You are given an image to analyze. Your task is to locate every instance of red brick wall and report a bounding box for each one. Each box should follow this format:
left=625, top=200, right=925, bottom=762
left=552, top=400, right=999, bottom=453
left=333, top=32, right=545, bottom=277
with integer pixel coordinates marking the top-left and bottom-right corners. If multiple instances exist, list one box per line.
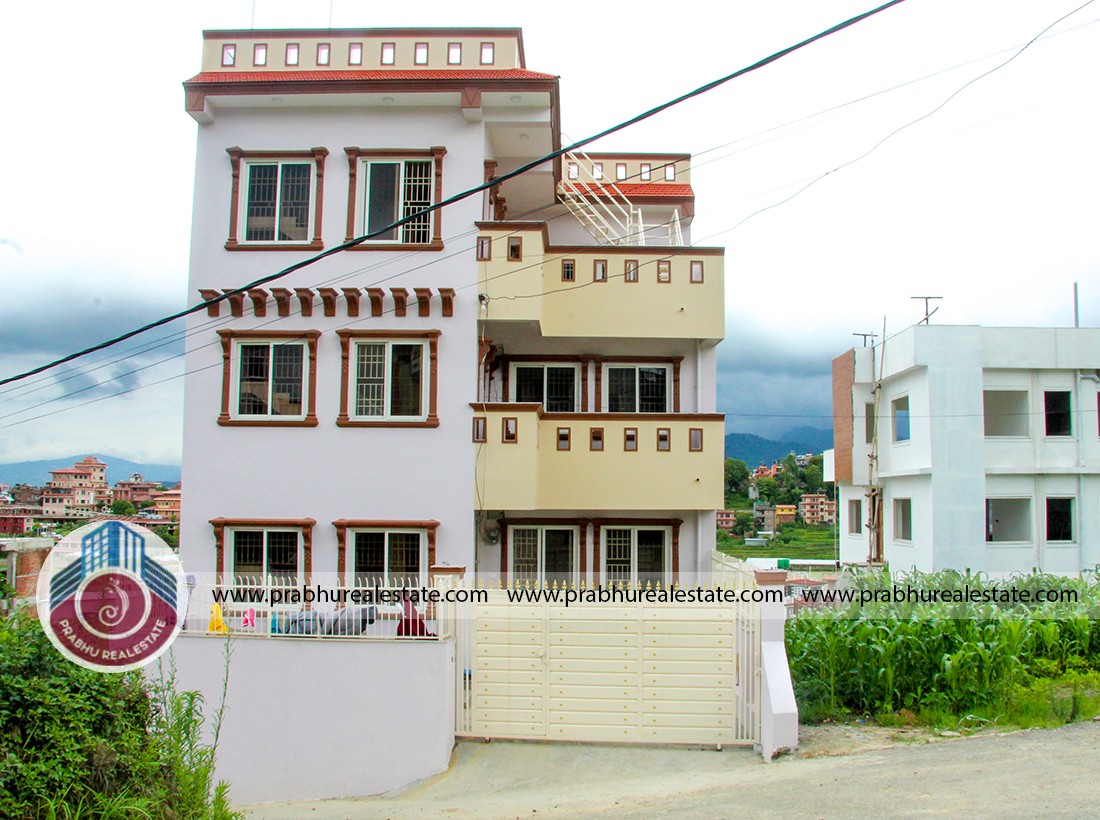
left=15, top=548, right=50, bottom=598
left=832, top=349, right=855, bottom=483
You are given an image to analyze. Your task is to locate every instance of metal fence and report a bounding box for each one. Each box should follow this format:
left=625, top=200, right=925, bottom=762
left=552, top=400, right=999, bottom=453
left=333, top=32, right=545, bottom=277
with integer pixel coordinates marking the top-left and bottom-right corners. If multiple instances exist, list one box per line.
left=182, top=575, right=453, bottom=640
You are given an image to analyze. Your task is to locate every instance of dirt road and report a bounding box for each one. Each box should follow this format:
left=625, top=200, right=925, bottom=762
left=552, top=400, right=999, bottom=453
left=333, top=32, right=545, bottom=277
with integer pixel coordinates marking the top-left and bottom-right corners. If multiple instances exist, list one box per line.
left=243, top=721, right=1100, bottom=818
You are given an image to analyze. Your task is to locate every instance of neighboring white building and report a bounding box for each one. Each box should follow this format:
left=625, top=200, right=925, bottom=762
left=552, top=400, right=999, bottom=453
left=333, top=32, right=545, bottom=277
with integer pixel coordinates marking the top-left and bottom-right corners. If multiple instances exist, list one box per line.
left=178, top=28, right=725, bottom=590
left=832, top=325, right=1100, bottom=573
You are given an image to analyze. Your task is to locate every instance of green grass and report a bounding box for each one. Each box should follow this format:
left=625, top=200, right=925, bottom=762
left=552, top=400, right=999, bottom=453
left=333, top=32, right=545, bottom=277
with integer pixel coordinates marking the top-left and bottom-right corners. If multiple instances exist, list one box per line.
left=717, top=523, right=838, bottom=561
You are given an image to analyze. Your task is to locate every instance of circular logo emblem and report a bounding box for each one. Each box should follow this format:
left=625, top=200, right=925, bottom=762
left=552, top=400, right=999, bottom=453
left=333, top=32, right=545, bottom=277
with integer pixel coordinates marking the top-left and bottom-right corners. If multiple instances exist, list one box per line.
left=37, top=521, right=186, bottom=672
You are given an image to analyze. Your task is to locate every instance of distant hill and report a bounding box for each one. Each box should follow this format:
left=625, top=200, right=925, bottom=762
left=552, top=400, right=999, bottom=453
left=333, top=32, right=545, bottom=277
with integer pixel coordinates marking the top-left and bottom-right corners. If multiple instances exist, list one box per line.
left=0, top=455, right=181, bottom=487
left=724, top=428, right=833, bottom=467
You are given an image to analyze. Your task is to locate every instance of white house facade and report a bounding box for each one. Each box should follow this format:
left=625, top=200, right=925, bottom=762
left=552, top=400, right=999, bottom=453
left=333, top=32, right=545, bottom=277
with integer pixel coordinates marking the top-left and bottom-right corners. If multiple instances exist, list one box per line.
left=177, top=27, right=726, bottom=592
left=832, top=325, right=1100, bottom=573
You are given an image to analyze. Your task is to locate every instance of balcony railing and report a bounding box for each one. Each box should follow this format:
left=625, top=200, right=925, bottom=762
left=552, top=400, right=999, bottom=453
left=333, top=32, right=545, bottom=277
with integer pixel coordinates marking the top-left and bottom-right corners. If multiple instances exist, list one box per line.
left=475, top=222, right=724, bottom=342
left=471, top=403, right=724, bottom=511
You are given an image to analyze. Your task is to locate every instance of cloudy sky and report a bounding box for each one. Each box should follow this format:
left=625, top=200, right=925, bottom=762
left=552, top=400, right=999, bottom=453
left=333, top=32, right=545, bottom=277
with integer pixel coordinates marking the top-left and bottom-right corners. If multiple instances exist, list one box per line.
left=1, top=0, right=1097, bottom=464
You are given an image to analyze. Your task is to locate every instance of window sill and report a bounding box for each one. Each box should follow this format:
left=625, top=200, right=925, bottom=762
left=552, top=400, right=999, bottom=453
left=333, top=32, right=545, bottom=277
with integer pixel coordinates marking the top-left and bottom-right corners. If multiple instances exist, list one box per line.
left=344, top=240, right=445, bottom=252
left=218, top=416, right=319, bottom=427
left=225, top=240, right=325, bottom=252
left=336, top=416, right=440, bottom=428
left=985, top=540, right=1034, bottom=547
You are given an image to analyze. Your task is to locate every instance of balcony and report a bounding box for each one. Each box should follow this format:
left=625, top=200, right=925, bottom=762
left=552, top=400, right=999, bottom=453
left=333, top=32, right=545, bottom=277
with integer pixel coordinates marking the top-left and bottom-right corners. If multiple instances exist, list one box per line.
left=475, top=223, right=724, bottom=343
left=471, top=403, right=724, bottom=511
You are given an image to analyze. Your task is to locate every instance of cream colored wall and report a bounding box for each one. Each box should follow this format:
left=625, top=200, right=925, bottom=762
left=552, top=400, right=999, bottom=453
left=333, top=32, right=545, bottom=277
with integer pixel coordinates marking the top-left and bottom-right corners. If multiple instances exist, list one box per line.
left=474, top=408, right=723, bottom=511
left=477, top=228, right=724, bottom=341
left=571, top=156, right=692, bottom=185
left=202, top=35, right=520, bottom=72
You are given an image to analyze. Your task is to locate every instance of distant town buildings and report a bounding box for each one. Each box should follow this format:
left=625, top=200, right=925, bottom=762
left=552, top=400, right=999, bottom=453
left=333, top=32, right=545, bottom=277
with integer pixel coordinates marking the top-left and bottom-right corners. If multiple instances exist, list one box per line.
left=798, top=493, right=837, bottom=525
left=40, top=457, right=111, bottom=517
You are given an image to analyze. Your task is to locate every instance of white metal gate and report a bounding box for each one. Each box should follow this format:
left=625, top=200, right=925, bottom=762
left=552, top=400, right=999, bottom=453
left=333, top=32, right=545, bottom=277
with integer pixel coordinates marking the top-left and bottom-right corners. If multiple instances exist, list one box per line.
left=455, top=589, right=760, bottom=745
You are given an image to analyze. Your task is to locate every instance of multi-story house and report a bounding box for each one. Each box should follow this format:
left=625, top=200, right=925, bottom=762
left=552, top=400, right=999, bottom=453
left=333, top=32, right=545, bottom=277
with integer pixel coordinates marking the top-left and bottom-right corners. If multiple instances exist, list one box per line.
left=797, top=493, right=836, bottom=525
left=832, top=325, right=1100, bottom=573
left=40, top=457, right=111, bottom=517
left=178, top=27, right=724, bottom=591
left=113, top=473, right=164, bottom=505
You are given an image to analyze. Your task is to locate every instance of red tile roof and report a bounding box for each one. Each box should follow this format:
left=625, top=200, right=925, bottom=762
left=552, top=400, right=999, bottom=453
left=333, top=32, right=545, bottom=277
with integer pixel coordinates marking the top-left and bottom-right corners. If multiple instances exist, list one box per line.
left=566, top=183, right=694, bottom=200
left=186, top=68, right=556, bottom=84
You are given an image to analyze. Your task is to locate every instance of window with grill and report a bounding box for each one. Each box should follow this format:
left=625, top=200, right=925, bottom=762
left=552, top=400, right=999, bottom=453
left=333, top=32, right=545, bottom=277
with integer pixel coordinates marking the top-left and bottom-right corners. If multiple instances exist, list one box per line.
left=509, top=527, right=577, bottom=585
left=232, top=529, right=299, bottom=584
left=562, top=259, right=575, bottom=281
left=605, top=365, right=669, bottom=413
left=236, top=341, right=305, bottom=418
left=512, top=364, right=579, bottom=411
left=603, top=527, right=668, bottom=585
left=353, top=530, right=425, bottom=585
left=362, top=159, right=433, bottom=244
left=243, top=160, right=313, bottom=242
left=352, top=340, right=426, bottom=420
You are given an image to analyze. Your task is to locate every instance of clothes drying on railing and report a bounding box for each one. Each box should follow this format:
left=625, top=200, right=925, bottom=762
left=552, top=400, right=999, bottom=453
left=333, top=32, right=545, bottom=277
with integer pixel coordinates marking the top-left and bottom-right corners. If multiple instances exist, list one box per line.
left=397, top=597, right=436, bottom=638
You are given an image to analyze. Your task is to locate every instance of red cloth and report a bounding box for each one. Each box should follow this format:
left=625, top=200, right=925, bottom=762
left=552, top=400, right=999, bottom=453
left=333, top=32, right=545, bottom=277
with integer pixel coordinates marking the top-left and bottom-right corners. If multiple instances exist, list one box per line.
left=396, top=597, right=436, bottom=637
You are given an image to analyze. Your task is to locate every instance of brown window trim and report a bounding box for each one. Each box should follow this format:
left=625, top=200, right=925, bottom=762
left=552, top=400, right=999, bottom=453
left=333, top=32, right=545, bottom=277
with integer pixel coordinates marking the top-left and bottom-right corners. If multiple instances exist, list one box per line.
left=448, top=42, right=462, bottom=64
left=348, top=42, right=363, bottom=65
left=343, top=147, right=446, bottom=249
left=414, top=42, right=429, bottom=64
left=221, top=44, right=236, bottom=67
left=624, top=427, right=638, bottom=451
left=480, top=41, right=495, bottom=65
left=217, top=330, right=320, bottom=427
left=380, top=42, right=395, bottom=65
left=562, top=259, right=576, bottom=282
left=657, top=260, right=671, bottom=283
left=690, top=260, right=704, bottom=284
left=616, top=163, right=628, bottom=181
left=502, top=417, right=518, bottom=443
left=225, top=147, right=328, bottom=252
left=624, top=260, right=639, bottom=283
left=593, top=259, right=608, bottom=282
left=316, top=43, right=331, bottom=65
left=689, top=427, right=704, bottom=452
left=253, top=43, right=267, bottom=66
left=476, top=236, right=492, bottom=261
left=209, top=517, right=316, bottom=586
left=332, top=519, right=439, bottom=585
left=285, top=43, right=300, bottom=65
left=472, top=417, right=487, bottom=442
left=335, top=329, right=440, bottom=428
left=556, top=427, right=571, bottom=451
left=590, top=427, right=604, bottom=451
left=657, top=428, right=671, bottom=451
left=507, top=236, right=523, bottom=261
left=640, top=163, right=651, bottom=181
left=591, top=517, right=682, bottom=585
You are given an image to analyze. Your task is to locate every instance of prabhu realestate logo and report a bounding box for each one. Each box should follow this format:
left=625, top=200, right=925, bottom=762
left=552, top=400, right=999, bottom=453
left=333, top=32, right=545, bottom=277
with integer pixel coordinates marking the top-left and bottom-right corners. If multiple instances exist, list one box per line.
left=37, top=521, right=186, bottom=672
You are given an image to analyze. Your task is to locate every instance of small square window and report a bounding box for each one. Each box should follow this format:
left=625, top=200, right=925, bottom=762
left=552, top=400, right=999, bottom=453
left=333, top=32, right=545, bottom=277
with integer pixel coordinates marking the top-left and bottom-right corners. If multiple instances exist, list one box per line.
left=476, top=236, right=492, bottom=261
left=848, top=499, right=862, bottom=534
left=568, top=163, right=579, bottom=180
left=414, top=42, right=429, bottom=65
left=892, top=396, right=911, bottom=442
left=664, top=164, right=676, bottom=181
left=381, top=42, right=395, bottom=65
left=1044, top=391, right=1072, bottom=436
left=624, top=428, right=638, bottom=451
left=285, top=43, right=299, bottom=66
left=640, top=163, right=651, bottom=181
left=557, top=427, right=571, bottom=451
left=253, top=43, right=267, bottom=66
left=657, top=428, right=671, bottom=452
left=507, top=236, right=522, bottom=261
left=624, top=260, right=638, bottom=283
left=480, top=42, right=495, bottom=65
left=690, top=260, right=704, bottom=283
left=616, top=163, right=627, bottom=180
left=502, top=418, right=518, bottom=443
left=222, top=44, right=236, bottom=67
left=562, top=259, right=575, bottom=282
left=593, top=260, right=607, bottom=282
left=689, top=428, right=703, bottom=451
left=590, top=428, right=604, bottom=451
left=894, top=498, right=912, bottom=541
left=349, top=42, right=363, bottom=65
left=657, top=260, right=671, bottom=283
left=448, top=43, right=462, bottom=64
left=592, top=163, right=603, bottom=180
left=472, top=417, right=487, bottom=442
left=317, top=43, right=331, bottom=65
left=1046, top=497, right=1074, bottom=541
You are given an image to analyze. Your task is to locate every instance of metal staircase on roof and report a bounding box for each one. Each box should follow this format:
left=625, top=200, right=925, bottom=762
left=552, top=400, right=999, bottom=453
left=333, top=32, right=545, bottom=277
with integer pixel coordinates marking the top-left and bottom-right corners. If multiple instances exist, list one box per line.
left=558, top=141, right=683, bottom=247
